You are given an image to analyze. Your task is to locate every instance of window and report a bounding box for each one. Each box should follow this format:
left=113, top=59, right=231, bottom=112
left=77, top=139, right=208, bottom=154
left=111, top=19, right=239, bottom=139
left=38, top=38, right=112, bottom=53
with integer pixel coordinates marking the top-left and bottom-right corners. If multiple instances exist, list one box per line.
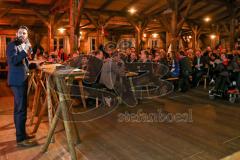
left=59, top=38, right=64, bottom=49
left=54, top=38, right=57, bottom=51
left=152, top=40, right=158, bottom=48
left=53, top=37, right=65, bottom=51
left=90, top=38, right=96, bottom=51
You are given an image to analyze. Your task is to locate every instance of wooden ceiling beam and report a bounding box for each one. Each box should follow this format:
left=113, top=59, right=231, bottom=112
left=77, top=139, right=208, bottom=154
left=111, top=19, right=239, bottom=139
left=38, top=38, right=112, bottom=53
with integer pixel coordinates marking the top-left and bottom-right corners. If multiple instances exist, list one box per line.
left=31, top=9, right=50, bottom=27
left=80, top=22, right=91, bottom=28
left=54, top=12, right=68, bottom=28
left=147, top=4, right=169, bottom=18
left=50, top=0, right=69, bottom=14
left=83, top=12, right=98, bottom=28
left=158, top=18, right=170, bottom=32
left=121, top=0, right=141, bottom=12
left=176, top=0, right=192, bottom=34
left=50, top=0, right=59, bottom=7
left=140, top=0, right=159, bottom=14
left=83, top=8, right=124, bottom=17
left=98, top=0, right=113, bottom=11
left=103, top=16, right=114, bottom=28
left=190, top=5, right=220, bottom=19
left=21, top=0, right=27, bottom=6
left=0, top=2, right=50, bottom=11
left=75, top=0, right=85, bottom=34
left=0, top=8, right=11, bottom=19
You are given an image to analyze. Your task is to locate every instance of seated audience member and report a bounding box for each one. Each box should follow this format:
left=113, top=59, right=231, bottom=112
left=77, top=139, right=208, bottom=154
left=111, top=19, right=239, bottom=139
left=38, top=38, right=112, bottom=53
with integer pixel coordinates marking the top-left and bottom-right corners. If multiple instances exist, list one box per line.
left=213, top=54, right=231, bottom=92
left=84, top=50, right=104, bottom=85
left=139, top=50, right=151, bottom=63
left=228, top=54, right=240, bottom=90
left=100, top=52, right=125, bottom=90
left=159, top=50, right=169, bottom=66
left=99, top=44, right=110, bottom=58
left=71, top=50, right=104, bottom=104
left=148, top=53, right=153, bottom=61
left=178, top=51, right=192, bottom=92
left=66, top=54, right=88, bottom=70
left=127, top=51, right=138, bottom=63
left=58, top=48, right=68, bottom=61
left=192, top=50, right=206, bottom=87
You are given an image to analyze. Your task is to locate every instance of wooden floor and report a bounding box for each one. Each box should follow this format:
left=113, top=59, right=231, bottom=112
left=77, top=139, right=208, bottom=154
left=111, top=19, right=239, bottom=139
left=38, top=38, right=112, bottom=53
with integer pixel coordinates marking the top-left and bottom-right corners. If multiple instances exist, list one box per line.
left=0, top=79, right=240, bottom=160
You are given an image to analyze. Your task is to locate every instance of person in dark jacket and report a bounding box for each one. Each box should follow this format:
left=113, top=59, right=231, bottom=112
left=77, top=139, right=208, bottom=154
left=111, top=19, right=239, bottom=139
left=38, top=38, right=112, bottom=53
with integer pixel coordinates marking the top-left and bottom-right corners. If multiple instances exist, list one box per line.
left=7, top=26, right=37, bottom=147
left=192, top=50, right=206, bottom=87
left=178, top=51, right=192, bottom=92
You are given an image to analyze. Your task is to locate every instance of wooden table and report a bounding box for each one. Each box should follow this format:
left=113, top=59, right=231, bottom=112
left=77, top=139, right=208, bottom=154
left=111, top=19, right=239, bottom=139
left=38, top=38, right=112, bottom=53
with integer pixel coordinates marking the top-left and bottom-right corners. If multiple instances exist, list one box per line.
left=35, top=64, right=87, bottom=160
left=28, top=63, right=87, bottom=159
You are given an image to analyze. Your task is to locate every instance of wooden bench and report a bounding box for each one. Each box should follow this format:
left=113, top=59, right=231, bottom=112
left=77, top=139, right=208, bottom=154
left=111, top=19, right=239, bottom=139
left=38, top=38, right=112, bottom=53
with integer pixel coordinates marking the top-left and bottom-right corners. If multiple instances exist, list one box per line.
left=166, top=77, right=179, bottom=81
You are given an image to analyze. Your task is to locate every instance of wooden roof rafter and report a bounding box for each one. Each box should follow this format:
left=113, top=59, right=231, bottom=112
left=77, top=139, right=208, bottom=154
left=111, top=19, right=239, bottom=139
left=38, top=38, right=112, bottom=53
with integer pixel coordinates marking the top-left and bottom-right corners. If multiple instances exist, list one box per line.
left=21, top=0, right=27, bottom=6
left=31, top=9, right=50, bottom=27
left=98, top=0, right=113, bottom=11
left=191, top=5, right=222, bottom=19
left=0, top=1, right=50, bottom=11
left=0, top=8, right=11, bottom=19
left=140, top=0, right=159, bottom=14
left=148, top=4, right=169, bottom=19
left=75, top=0, right=85, bottom=34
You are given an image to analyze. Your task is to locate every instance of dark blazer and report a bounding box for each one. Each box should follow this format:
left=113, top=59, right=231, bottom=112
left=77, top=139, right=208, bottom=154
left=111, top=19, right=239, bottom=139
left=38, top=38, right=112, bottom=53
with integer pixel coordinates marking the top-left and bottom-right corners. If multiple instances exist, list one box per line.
left=7, top=41, right=29, bottom=86
left=192, top=56, right=205, bottom=71
left=83, top=56, right=103, bottom=84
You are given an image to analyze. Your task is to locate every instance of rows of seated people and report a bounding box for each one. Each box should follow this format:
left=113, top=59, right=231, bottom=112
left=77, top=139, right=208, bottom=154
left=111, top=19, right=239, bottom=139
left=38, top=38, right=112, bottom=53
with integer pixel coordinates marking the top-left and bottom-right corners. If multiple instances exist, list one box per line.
left=35, top=45, right=240, bottom=95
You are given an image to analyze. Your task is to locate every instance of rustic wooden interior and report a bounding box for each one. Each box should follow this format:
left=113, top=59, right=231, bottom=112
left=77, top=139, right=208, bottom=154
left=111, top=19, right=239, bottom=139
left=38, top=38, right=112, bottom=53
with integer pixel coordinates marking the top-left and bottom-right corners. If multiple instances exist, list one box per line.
left=1, top=1, right=240, bottom=160
left=1, top=0, right=240, bottom=59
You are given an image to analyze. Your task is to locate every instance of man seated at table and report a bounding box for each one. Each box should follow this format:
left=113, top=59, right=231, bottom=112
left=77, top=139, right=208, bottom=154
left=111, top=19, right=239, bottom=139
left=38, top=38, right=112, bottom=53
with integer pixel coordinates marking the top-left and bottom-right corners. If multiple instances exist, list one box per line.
left=66, top=53, right=88, bottom=70
left=71, top=50, right=104, bottom=106
left=100, top=51, right=125, bottom=90
left=100, top=51, right=138, bottom=107
left=83, top=50, right=104, bottom=85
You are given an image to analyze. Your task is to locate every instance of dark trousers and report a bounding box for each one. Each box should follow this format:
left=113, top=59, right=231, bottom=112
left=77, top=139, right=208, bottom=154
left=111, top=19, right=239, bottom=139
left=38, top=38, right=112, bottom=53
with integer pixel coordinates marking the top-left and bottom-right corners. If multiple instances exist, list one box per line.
left=11, top=80, right=28, bottom=142
left=179, top=74, right=189, bottom=92
left=215, top=76, right=228, bottom=91
left=192, top=70, right=204, bottom=87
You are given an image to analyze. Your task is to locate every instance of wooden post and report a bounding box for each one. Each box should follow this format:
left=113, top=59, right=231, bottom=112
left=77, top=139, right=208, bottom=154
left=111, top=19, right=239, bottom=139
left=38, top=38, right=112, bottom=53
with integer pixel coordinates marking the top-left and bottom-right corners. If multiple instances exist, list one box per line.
left=48, top=15, right=54, bottom=52
left=171, top=5, right=178, bottom=53
left=75, top=0, right=85, bottom=49
left=70, top=0, right=78, bottom=54
left=191, top=25, right=201, bottom=51
left=230, top=18, right=235, bottom=50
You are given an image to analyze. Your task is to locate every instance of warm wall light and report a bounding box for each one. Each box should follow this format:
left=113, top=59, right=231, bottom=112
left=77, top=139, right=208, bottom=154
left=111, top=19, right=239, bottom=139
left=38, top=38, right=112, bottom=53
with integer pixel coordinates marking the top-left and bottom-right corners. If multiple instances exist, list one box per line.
left=143, top=33, right=147, bottom=38
left=210, top=34, right=216, bottom=39
left=128, top=8, right=137, bottom=14
left=152, top=33, right=158, bottom=38
left=58, top=28, right=66, bottom=34
left=204, top=17, right=211, bottom=22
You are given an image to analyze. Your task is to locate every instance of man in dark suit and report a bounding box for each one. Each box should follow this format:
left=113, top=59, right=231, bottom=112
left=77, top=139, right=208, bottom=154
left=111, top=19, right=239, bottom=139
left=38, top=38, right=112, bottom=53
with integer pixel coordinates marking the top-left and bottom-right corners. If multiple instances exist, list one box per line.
left=192, top=50, right=206, bottom=87
left=7, top=26, right=37, bottom=147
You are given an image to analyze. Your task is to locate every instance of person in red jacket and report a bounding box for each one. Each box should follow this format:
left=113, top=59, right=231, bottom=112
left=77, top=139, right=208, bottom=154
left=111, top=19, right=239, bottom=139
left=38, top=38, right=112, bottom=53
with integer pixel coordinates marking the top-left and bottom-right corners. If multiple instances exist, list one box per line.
left=58, top=47, right=68, bottom=62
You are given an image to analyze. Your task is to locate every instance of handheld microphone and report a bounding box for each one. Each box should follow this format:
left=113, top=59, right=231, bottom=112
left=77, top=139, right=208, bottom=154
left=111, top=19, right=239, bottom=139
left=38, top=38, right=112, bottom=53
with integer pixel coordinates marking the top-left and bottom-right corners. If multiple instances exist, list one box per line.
left=26, top=39, right=33, bottom=54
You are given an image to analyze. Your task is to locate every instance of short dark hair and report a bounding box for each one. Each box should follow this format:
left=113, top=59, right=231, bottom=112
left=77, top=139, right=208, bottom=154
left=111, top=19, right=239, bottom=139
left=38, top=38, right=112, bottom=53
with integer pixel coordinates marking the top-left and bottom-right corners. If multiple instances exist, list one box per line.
left=92, top=50, right=102, bottom=56
left=18, top=25, right=29, bottom=32
left=179, top=51, right=185, bottom=55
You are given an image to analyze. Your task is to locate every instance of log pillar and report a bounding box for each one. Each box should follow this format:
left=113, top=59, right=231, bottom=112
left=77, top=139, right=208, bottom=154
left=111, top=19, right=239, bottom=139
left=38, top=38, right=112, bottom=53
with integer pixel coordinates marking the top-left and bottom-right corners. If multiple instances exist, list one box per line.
left=70, top=0, right=78, bottom=54
left=48, top=15, right=55, bottom=53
